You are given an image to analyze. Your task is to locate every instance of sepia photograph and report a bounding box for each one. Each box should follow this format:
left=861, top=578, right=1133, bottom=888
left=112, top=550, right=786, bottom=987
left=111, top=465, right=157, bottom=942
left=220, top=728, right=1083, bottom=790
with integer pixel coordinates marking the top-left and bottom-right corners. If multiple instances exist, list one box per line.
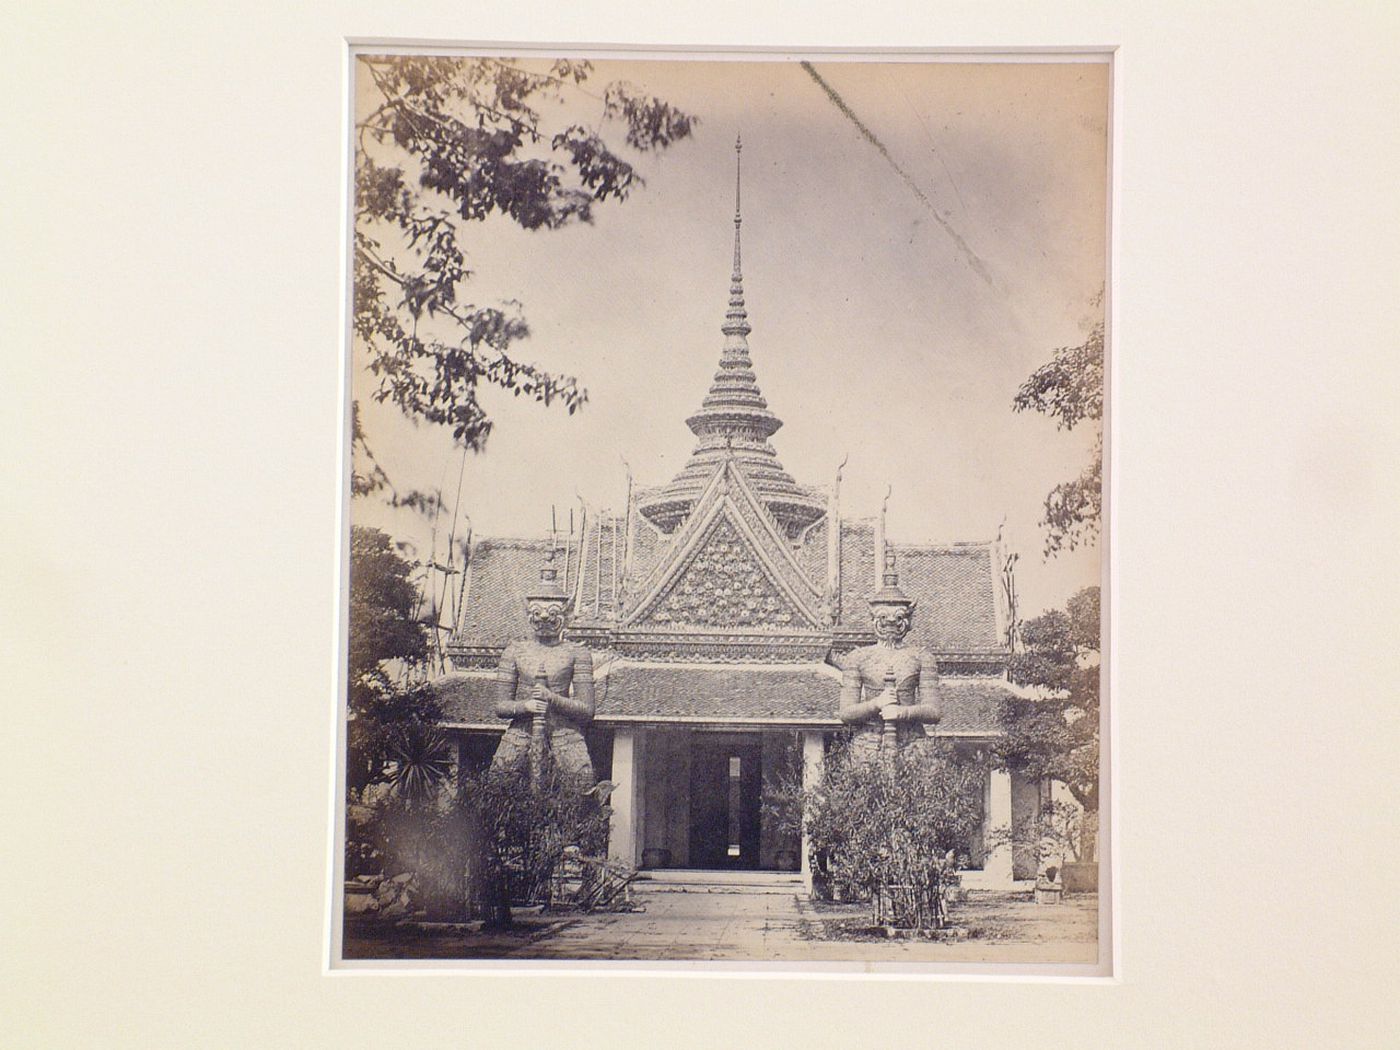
left=336, top=47, right=1111, bottom=972
left=9, top=1, right=1400, bottom=1044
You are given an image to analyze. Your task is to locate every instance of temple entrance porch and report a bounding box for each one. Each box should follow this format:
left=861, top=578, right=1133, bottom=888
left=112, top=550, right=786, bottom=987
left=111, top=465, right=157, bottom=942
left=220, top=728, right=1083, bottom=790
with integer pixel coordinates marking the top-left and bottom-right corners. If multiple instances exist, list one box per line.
left=606, top=726, right=815, bottom=875
left=452, top=722, right=1038, bottom=890
left=605, top=728, right=1038, bottom=890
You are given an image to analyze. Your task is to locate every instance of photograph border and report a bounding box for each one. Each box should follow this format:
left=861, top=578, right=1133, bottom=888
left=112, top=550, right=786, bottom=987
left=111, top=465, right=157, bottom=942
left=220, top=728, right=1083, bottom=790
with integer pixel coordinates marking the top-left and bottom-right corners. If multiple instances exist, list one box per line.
left=327, top=39, right=1118, bottom=980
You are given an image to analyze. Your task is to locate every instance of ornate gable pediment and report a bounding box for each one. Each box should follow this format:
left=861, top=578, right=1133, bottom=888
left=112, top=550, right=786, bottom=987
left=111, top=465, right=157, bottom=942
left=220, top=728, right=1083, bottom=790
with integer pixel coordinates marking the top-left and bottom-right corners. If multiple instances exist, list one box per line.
left=633, top=513, right=807, bottom=627
left=625, top=459, right=824, bottom=630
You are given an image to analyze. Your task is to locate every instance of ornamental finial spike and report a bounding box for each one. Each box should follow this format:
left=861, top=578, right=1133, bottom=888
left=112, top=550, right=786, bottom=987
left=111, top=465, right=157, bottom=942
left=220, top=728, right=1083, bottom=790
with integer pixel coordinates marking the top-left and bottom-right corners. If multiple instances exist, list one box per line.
left=735, top=133, right=742, bottom=218
left=727, top=135, right=746, bottom=314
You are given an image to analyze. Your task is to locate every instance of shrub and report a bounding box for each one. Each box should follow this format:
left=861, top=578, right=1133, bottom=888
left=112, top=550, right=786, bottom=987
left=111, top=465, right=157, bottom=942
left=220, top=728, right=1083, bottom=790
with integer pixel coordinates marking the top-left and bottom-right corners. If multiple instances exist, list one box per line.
left=458, top=759, right=613, bottom=924
left=804, top=741, right=985, bottom=931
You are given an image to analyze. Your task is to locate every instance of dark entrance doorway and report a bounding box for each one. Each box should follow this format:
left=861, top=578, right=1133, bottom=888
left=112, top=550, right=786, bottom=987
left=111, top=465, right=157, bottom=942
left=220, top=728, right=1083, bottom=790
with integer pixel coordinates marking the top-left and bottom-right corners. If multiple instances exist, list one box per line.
left=688, top=733, right=762, bottom=869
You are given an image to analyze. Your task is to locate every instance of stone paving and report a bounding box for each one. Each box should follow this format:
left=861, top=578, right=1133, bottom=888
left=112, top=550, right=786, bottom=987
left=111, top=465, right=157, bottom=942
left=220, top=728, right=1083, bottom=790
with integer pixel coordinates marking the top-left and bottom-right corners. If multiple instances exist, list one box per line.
left=516, top=885, right=811, bottom=961
left=343, top=886, right=1100, bottom=965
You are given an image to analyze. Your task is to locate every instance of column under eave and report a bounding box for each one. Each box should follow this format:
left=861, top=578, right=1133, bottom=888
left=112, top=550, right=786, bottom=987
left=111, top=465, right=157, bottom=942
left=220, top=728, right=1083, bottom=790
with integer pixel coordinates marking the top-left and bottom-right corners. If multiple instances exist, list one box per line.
left=800, top=731, right=825, bottom=894
left=966, top=764, right=1015, bottom=888
left=609, top=728, right=645, bottom=867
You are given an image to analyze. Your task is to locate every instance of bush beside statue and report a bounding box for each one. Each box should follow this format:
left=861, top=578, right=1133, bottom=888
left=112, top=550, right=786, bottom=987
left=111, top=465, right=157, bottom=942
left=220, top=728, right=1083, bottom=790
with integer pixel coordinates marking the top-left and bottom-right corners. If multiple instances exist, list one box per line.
left=800, top=740, right=985, bottom=934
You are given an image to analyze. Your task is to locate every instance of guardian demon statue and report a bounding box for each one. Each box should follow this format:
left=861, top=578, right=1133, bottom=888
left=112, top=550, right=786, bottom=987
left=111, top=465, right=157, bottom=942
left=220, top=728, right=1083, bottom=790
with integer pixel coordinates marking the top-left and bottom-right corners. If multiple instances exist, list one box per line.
left=491, top=550, right=596, bottom=787
left=838, top=550, right=943, bottom=757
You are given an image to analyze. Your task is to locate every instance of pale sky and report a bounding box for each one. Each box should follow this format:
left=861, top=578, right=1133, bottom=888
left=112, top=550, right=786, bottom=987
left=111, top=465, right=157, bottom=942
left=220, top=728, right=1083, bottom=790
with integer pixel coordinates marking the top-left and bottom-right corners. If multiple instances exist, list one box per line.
left=353, top=55, right=1108, bottom=620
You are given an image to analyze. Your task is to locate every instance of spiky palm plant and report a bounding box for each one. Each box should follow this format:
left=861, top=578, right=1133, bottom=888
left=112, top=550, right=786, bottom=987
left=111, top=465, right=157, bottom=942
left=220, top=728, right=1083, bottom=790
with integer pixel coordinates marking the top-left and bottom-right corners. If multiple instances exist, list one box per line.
left=386, top=723, right=453, bottom=805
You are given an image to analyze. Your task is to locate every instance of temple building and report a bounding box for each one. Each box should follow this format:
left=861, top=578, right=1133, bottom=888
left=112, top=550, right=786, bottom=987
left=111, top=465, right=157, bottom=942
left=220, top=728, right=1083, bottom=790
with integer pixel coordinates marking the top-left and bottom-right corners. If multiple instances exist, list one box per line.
left=432, top=143, right=1041, bottom=887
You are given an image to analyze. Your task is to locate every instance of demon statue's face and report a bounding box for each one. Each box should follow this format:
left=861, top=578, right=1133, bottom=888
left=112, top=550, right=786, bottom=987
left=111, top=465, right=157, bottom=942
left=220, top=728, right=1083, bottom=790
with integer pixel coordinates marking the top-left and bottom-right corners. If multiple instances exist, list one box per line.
left=526, top=599, right=569, bottom=641
left=870, top=603, right=914, bottom=645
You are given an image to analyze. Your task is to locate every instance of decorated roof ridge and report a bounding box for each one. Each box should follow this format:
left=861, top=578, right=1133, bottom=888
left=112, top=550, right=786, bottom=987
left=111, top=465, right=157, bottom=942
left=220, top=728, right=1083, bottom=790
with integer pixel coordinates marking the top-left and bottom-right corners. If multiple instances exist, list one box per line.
left=627, top=460, right=737, bottom=607
left=624, top=456, right=825, bottom=629
left=596, top=656, right=844, bottom=676
left=717, top=449, right=820, bottom=569
left=889, top=539, right=998, bottom=552
left=470, top=535, right=561, bottom=549
left=620, top=495, right=676, bottom=577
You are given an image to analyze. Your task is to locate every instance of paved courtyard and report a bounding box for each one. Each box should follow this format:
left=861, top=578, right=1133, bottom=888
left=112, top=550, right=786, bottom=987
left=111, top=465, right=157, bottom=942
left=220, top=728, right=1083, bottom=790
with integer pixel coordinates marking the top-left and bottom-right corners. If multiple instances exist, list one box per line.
left=344, top=886, right=1099, bottom=965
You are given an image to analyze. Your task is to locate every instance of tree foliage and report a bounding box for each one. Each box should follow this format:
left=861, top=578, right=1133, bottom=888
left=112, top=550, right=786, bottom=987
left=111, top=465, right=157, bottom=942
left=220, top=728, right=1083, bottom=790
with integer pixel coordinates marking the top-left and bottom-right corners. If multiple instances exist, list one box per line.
left=349, top=525, right=428, bottom=687
left=997, top=586, right=1101, bottom=816
left=347, top=525, right=442, bottom=791
left=353, top=55, right=697, bottom=458
left=1014, top=295, right=1104, bottom=558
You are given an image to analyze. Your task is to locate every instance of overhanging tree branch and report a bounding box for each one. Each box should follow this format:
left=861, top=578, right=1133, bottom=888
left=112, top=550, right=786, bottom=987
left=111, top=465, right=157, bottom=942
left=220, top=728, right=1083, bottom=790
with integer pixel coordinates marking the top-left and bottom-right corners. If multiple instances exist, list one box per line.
left=351, top=55, right=697, bottom=470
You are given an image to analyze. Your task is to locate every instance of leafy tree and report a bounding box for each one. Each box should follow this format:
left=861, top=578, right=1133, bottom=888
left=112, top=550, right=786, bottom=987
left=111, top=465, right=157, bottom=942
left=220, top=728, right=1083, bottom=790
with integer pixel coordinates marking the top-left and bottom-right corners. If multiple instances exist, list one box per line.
left=349, top=525, right=428, bottom=683
left=346, top=525, right=441, bottom=791
left=1013, top=292, right=1104, bottom=558
left=996, top=586, right=1101, bottom=856
left=352, top=54, right=697, bottom=479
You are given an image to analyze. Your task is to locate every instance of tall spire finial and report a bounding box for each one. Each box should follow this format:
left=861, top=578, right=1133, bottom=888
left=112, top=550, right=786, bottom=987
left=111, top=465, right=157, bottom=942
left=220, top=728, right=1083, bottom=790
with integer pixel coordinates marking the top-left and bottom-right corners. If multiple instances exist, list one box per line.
left=734, top=133, right=742, bottom=220
left=638, top=136, right=825, bottom=537
left=724, top=134, right=750, bottom=338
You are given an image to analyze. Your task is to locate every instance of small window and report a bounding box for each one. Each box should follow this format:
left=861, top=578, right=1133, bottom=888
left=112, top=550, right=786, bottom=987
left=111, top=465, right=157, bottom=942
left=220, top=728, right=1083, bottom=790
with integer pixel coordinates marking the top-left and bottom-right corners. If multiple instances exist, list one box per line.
left=729, top=756, right=742, bottom=778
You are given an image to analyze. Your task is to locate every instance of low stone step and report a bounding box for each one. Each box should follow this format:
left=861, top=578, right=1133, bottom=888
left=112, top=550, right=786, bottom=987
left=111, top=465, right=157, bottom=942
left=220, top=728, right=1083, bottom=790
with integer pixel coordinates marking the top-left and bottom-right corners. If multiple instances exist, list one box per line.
left=633, top=870, right=806, bottom=895
left=634, top=882, right=803, bottom=896
left=637, top=869, right=801, bottom=881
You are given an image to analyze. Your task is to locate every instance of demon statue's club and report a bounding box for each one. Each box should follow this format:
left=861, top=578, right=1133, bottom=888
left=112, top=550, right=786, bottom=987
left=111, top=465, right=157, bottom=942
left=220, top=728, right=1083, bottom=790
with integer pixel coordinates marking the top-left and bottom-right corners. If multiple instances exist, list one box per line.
left=490, top=551, right=596, bottom=787
left=838, top=551, right=944, bottom=758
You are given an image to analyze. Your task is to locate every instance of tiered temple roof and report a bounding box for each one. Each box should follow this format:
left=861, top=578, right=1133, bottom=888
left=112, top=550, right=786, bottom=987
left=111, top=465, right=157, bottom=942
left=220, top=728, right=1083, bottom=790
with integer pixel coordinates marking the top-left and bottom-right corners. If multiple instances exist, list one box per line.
left=443, top=140, right=1016, bottom=731
left=447, top=524, right=1007, bottom=665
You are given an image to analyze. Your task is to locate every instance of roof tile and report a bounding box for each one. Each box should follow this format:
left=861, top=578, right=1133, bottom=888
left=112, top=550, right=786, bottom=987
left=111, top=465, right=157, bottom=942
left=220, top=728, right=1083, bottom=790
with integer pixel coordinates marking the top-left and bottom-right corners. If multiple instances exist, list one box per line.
left=838, top=521, right=1002, bottom=651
